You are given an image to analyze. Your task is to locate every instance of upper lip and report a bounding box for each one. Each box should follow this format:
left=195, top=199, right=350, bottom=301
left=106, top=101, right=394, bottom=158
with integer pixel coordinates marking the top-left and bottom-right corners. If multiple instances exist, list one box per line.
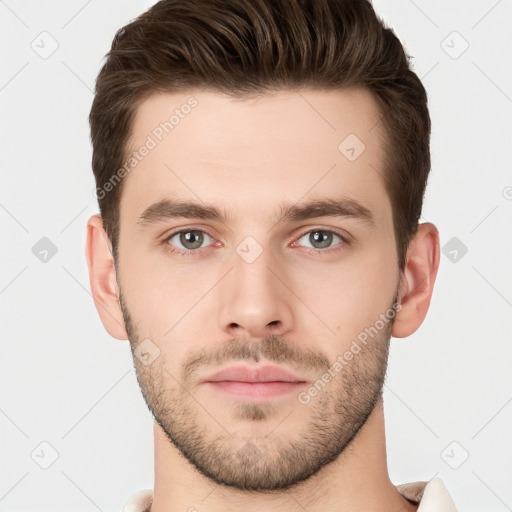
left=202, top=365, right=307, bottom=383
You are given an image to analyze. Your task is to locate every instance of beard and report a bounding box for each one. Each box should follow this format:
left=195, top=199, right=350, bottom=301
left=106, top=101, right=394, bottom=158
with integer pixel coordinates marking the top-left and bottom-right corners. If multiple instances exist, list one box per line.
left=118, top=287, right=398, bottom=492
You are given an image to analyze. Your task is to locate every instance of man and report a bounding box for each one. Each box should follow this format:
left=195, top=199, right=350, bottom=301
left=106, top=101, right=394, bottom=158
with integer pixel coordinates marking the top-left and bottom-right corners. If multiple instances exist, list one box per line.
left=85, top=0, right=457, bottom=510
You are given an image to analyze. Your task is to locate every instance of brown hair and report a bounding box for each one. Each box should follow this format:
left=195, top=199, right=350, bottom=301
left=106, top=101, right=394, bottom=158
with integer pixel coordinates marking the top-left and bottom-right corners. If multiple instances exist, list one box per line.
left=89, top=0, right=431, bottom=270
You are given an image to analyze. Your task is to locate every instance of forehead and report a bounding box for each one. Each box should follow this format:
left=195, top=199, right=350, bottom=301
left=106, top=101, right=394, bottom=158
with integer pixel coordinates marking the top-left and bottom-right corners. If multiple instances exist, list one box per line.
left=120, top=87, right=389, bottom=226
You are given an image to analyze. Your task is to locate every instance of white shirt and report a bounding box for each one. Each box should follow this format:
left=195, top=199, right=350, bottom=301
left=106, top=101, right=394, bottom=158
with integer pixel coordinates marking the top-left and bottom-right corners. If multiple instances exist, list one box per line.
left=122, top=477, right=457, bottom=511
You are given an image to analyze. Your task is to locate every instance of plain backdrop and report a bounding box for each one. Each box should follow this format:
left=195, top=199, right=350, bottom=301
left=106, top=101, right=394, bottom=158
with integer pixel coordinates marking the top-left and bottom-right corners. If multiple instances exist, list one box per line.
left=1, top=1, right=511, bottom=511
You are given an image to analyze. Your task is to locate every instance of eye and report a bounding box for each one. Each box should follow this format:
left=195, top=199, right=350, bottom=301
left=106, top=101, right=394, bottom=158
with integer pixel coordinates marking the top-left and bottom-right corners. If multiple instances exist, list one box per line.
left=295, top=229, right=346, bottom=251
left=166, top=229, right=213, bottom=251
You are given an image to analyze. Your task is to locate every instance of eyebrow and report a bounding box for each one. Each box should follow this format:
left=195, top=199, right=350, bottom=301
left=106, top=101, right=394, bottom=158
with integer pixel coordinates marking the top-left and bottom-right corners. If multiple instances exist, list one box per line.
left=136, top=196, right=375, bottom=228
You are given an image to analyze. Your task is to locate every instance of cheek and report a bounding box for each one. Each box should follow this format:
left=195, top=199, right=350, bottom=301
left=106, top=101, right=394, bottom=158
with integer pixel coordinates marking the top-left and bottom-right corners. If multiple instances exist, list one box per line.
left=286, top=243, right=398, bottom=342
left=117, top=245, right=181, bottom=336
left=119, top=245, right=225, bottom=357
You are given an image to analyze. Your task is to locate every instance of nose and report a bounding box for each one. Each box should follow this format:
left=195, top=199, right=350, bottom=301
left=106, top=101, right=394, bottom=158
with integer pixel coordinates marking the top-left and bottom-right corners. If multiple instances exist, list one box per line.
left=217, top=242, right=294, bottom=339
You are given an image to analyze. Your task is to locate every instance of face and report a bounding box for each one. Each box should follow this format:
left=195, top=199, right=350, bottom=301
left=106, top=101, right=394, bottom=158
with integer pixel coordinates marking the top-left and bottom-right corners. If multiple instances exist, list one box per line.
left=115, top=88, right=401, bottom=490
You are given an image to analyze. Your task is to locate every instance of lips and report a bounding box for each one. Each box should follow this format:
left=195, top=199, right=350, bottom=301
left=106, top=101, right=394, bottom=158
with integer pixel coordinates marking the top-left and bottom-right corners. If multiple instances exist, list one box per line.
left=200, top=365, right=308, bottom=401
left=202, top=365, right=306, bottom=384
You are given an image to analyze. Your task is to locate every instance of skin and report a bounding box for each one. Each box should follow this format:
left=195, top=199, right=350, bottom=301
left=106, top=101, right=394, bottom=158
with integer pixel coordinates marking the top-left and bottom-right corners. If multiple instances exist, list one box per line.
left=86, top=87, right=440, bottom=512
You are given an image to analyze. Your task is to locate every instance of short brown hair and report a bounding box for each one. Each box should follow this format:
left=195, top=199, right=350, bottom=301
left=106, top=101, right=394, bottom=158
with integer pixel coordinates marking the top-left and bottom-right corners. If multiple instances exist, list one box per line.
left=89, top=0, right=431, bottom=270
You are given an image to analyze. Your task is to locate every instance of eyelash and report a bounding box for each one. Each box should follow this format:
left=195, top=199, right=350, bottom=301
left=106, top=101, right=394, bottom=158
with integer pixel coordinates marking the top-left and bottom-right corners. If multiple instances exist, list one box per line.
left=161, top=227, right=349, bottom=258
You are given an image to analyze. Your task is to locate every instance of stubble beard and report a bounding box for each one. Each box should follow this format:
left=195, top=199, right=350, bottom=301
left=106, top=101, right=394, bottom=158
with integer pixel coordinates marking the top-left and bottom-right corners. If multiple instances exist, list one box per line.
left=118, top=288, right=396, bottom=491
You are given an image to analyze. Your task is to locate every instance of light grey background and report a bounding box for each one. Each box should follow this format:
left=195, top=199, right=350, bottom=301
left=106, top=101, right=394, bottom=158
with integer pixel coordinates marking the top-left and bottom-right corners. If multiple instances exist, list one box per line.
left=1, top=1, right=511, bottom=511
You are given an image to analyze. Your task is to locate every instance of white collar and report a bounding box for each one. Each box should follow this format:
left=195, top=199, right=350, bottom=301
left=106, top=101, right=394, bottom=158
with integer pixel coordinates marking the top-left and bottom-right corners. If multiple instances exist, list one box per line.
left=397, top=478, right=458, bottom=511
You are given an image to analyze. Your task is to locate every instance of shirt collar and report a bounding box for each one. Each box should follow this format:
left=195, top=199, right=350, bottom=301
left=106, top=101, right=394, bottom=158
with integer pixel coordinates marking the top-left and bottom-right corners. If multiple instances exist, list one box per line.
left=396, top=478, right=458, bottom=511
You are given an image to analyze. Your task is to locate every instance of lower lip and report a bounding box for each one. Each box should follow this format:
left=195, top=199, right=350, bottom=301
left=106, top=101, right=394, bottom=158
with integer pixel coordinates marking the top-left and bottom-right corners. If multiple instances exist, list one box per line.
left=205, top=381, right=306, bottom=401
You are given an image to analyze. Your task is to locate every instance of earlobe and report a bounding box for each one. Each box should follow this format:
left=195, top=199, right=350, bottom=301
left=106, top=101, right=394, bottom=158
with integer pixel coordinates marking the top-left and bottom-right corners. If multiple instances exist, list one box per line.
left=85, top=214, right=128, bottom=340
left=392, top=222, right=440, bottom=338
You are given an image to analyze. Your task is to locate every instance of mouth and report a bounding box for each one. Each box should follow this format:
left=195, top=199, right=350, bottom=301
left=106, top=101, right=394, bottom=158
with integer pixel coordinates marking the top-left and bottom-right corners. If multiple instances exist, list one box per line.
left=201, top=365, right=308, bottom=401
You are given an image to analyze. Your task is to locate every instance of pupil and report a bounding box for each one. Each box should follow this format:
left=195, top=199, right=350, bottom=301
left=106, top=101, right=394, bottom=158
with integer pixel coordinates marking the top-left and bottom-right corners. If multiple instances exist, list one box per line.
left=311, top=230, right=332, bottom=248
left=181, top=230, right=203, bottom=249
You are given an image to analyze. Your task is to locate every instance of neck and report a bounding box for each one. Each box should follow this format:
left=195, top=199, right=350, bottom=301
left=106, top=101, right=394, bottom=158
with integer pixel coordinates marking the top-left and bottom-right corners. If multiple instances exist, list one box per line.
left=150, top=398, right=417, bottom=512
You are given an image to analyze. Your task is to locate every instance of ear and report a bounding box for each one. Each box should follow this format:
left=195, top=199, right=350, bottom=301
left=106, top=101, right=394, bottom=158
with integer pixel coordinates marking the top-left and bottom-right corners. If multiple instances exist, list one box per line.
left=392, top=222, right=440, bottom=338
left=85, top=214, right=128, bottom=340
